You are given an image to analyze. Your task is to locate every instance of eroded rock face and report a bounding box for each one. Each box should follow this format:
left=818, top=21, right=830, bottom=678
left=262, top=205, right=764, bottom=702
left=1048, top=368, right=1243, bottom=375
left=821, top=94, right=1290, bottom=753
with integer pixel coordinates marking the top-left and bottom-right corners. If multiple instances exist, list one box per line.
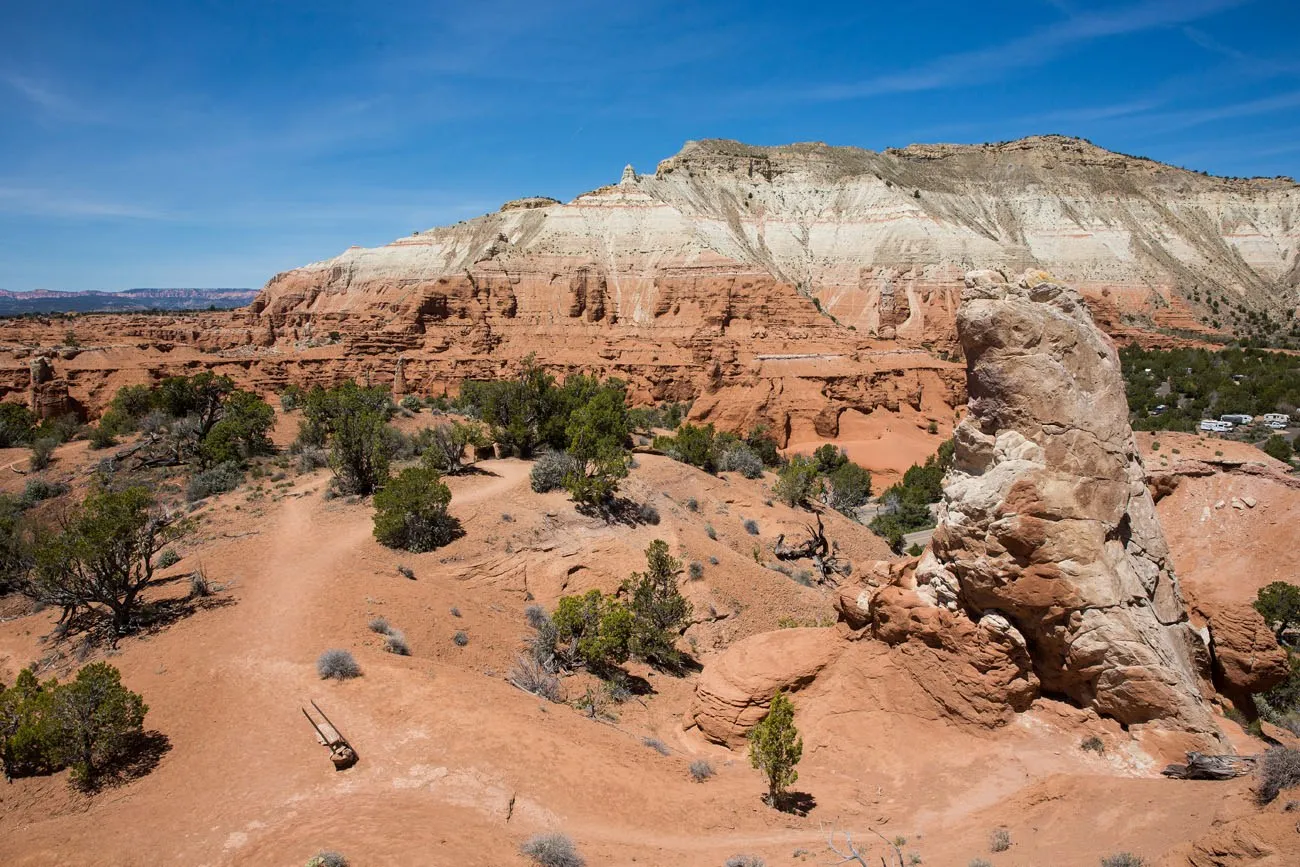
left=921, top=270, right=1219, bottom=738
left=690, top=627, right=843, bottom=746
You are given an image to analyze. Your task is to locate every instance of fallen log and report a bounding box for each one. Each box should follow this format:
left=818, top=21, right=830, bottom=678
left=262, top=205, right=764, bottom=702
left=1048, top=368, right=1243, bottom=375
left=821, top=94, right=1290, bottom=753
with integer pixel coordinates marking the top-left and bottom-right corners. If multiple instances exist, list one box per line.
left=1161, top=752, right=1255, bottom=780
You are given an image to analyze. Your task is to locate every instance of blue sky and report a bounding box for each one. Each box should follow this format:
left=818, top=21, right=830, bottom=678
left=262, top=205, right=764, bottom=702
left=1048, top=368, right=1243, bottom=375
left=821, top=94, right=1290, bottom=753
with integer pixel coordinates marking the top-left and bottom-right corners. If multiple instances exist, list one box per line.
left=1, top=0, right=1297, bottom=291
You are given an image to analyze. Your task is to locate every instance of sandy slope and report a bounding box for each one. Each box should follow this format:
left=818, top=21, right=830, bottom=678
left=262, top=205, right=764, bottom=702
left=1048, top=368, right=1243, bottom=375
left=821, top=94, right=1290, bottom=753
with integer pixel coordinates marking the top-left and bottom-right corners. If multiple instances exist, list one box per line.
left=0, top=429, right=1294, bottom=866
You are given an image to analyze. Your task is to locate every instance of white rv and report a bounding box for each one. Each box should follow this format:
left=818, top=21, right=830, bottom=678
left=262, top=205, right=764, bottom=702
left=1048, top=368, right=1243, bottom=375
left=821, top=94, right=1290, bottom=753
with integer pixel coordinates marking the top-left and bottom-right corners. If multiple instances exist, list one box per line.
left=1199, top=419, right=1233, bottom=433
left=1220, top=414, right=1253, bottom=425
left=1262, top=413, right=1291, bottom=428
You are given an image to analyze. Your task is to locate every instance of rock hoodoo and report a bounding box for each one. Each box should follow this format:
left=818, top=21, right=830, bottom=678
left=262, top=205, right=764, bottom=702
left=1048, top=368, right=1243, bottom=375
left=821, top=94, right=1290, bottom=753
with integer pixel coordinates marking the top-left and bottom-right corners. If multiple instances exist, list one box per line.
left=917, top=269, right=1219, bottom=738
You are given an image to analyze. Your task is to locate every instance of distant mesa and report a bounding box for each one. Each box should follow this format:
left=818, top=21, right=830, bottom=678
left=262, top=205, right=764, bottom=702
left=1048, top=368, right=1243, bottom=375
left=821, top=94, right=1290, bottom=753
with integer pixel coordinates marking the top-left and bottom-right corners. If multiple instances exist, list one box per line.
left=0, top=287, right=258, bottom=315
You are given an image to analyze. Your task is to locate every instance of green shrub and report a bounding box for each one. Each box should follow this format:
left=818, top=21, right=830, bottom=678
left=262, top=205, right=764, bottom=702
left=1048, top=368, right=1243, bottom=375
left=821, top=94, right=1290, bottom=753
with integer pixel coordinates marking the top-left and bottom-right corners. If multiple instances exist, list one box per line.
left=46, top=662, right=148, bottom=787
left=87, top=424, right=118, bottom=450
left=826, top=461, right=872, bottom=513
left=718, top=443, right=764, bottom=478
left=1255, top=581, right=1300, bottom=642
left=372, top=466, right=460, bottom=552
left=0, top=403, right=36, bottom=447
left=553, top=589, right=633, bottom=673
left=21, top=478, right=68, bottom=506
left=812, top=444, right=848, bottom=474
left=773, top=455, right=821, bottom=508
left=186, top=461, right=244, bottom=501
left=302, top=382, right=394, bottom=495
left=29, top=438, right=57, bottom=471
left=1099, top=855, right=1147, bottom=867
left=155, top=549, right=181, bottom=569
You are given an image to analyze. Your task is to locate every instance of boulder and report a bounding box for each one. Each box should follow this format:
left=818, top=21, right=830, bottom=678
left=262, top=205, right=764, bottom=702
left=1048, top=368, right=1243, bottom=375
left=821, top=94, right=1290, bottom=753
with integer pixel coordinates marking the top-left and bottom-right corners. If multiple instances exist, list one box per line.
left=689, top=628, right=842, bottom=746
left=1204, top=603, right=1291, bottom=695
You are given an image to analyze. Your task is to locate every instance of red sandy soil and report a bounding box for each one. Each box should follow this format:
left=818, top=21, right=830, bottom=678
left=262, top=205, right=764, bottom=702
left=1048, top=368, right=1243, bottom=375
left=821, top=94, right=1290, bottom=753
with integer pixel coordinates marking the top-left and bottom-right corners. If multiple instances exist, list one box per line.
left=0, top=418, right=1293, bottom=866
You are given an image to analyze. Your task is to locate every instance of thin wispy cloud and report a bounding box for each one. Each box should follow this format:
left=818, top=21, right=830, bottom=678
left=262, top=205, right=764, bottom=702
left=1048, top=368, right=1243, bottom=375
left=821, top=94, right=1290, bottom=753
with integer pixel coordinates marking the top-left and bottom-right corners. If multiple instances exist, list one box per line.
left=0, top=72, right=99, bottom=123
left=0, top=187, right=162, bottom=220
left=780, top=0, right=1250, bottom=102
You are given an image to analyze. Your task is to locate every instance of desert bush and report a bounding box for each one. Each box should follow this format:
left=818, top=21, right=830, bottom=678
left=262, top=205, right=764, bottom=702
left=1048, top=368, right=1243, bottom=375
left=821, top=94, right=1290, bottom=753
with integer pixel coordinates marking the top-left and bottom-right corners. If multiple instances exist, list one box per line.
left=1081, top=736, right=1105, bottom=753
left=453, top=630, right=469, bottom=646
left=368, top=616, right=391, bottom=634
left=22, top=478, right=68, bottom=505
left=689, top=758, right=715, bottom=782
left=969, top=861, right=993, bottom=867
left=561, top=388, right=630, bottom=507
left=826, top=461, right=872, bottom=513
left=44, top=662, right=149, bottom=788
left=553, top=589, right=632, bottom=673
left=520, top=832, right=584, bottom=867
left=397, top=565, right=415, bottom=579
left=773, top=454, right=821, bottom=508
left=29, top=438, right=57, bottom=472
left=705, top=524, right=717, bottom=540
left=525, top=604, right=550, bottom=630
left=708, top=556, right=719, bottom=565
left=989, top=828, right=1010, bottom=852
left=717, top=443, right=763, bottom=479
left=638, top=502, right=660, bottom=525
left=1099, top=855, right=1147, bottom=867
left=725, top=857, right=764, bottom=867
left=188, top=567, right=214, bottom=598
left=1256, top=746, right=1300, bottom=804
left=279, top=386, right=304, bottom=413
left=743, top=519, right=760, bottom=535
left=685, top=497, right=698, bottom=511
left=0, top=402, right=36, bottom=447
left=530, top=450, right=577, bottom=493
left=384, top=631, right=410, bottom=656
left=186, top=461, right=244, bottom=501
left=297, top=446, right=329, bottom=473
left=642, top=736, right=670, bottom=755
left=316, top=649, right=361, bottom=680
left=450, top=606, right=461, bottom=617
left=421, top=420, right=490, bottom=475
left=654, top=422, right=721, bottom=472
left=689, top=561, right=704, bottom=580
left=306, top=853, right=348, bottom=867
left=302, top=382, right=394, bottom=495
left=156, top=549, right=181, bottom=569
left=372, top=466, right=460, bottom=552
left=399, top=395, right=422, bottom=412
left=509, top=655, right=561, bottom=702
left=87, top=424, right=117, bottom=450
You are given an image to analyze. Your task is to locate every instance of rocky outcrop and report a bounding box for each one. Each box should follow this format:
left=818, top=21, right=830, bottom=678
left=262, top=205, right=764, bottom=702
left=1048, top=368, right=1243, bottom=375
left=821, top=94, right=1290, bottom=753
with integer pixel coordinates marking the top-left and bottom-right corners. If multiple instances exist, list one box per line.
left=690, top=627, right=843, bottom=746
left=916, top=270, right=1219, bottom=740
left=1203, top=603, right=1291, bottom=697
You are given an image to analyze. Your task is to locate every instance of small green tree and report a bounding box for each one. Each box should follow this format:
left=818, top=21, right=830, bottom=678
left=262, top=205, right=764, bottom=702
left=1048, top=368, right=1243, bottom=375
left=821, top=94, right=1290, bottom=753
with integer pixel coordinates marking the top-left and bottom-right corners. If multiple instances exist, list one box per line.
left=0, top=402, right=36, bottom=448
left=421, top=420, right=490, bottom=475
left=1255, top=581, right=1300, bottom=644
left=1262, top=434, right=1294, bottom=463
left=0, top=669, right=58, bottom=779
left=301, top=382, right=394, bottom=494
left=563, top=388, right=630, bottom=507
left=655, top=423, right=718, bottom=471
left=47, top=662, right=147, bottom=788
left=626, top=540, right=692, bottom=668
left=812, top=444, right=848, bottom=474
left=552, top=589, right=633, bottom=674
left=773, top=454, right=822, bottom=508
left=27, top=486, right=189, bottom=636
left=826, top=461, right=872, bottom=513
left=372, top=466, right=459, bottom=552
left=198, top=390, right=275, bottom=468
left=748, top=690, right=802, bottom=807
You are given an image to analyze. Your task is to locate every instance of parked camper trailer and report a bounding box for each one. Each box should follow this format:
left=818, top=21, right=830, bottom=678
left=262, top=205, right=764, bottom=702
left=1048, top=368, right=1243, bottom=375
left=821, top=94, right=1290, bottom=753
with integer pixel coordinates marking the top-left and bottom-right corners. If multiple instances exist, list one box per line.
left=1220, top=414, right=1253, bottom=425
left=1199, top=419, right=1233, bottom=433
left=1262, top=413, right=1291, bottom=428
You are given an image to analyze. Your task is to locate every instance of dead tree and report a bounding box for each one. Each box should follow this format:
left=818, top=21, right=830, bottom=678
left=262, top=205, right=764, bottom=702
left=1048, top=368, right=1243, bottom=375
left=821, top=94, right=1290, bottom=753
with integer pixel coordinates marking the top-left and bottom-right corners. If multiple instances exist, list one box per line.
left=774, top=513, right=852, bottom=585
left=826, top=826, right=905, bottom=867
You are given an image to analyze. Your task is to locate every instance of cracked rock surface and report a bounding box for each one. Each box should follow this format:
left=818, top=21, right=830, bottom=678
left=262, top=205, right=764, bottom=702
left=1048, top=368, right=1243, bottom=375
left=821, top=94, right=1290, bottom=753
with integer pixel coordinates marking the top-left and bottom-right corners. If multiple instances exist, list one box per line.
left=923, top=269, right=1220, bottom=739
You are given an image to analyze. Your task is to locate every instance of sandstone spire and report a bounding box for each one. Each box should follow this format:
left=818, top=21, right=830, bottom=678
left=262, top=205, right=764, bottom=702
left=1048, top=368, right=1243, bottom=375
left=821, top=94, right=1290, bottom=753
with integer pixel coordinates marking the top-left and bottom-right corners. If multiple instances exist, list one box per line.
left=620, top=163, right=637, bottom=185
left=917, top=269, right=1219, bottom=740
